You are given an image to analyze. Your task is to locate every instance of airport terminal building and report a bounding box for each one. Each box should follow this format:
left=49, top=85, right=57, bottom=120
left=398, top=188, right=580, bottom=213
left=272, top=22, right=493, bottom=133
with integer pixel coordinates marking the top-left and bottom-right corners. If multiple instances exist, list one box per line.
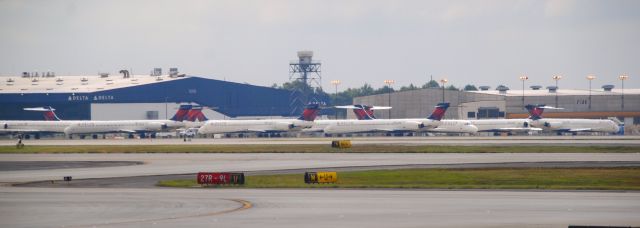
left=353, top=85, right=640, bottom=134
left=0, top=70, right=303, bottom=121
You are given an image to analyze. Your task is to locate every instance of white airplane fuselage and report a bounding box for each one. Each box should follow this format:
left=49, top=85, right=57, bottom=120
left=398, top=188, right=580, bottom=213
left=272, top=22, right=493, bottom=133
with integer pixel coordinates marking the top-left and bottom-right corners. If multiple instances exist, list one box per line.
left=1, top=120, right=183, bottom=135
left=197, top=119, right=314, bottom=134
left=322, top=119, right=440, bottom=134
left=530, top=118, right=619, bottom=133
left=1, top=120, right=78, bottom=134
left=429, top=120, right=478, bottom=133
left=302, top=119, right=337, bottom=133
left=469, top=119, right=539, bottom=133
left=63, top=120, right=181, bottom=134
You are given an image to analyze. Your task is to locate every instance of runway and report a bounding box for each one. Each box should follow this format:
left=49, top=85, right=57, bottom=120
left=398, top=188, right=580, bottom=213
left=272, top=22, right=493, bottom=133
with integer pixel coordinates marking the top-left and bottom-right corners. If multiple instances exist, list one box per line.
left=2, top=135, right=640, bottom=146
left=1, top=187, right=639, bottom=228
left=14, top=161, right=640, bottom=188
left=1, top=141, right=639, bottom=227
left=2, top=153, right=639, bottom=183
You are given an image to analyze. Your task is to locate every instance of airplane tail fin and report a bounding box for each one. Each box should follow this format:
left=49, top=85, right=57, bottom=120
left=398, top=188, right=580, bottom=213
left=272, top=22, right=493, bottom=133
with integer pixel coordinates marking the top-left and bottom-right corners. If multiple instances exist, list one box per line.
left=170, top=104, right=192, bottom=121
left=353, top=105, right=377, bottom=120
left=525, top=104, right=545, bottom=120
left=525, top=104, right=564, bottom=120
left=335, top=104, right=390, bottom=120
left=618, top=124, right=625, bottom=135
left=297, top=103, right=320, bottom=121
left=24, top=106, right=61, bottom=121
left=610, top=117, right=625, bottom=135
left=427, top=103, right=450, bottom=120
left=186, top=105, right=209, bottom=122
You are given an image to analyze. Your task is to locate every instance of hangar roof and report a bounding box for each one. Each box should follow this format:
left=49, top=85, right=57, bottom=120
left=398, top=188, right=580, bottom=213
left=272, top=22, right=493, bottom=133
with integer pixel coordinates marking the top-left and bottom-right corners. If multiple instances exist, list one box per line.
left=469, top=88, right=640, bottom=96
left=0, top=74, right=190, bottom=94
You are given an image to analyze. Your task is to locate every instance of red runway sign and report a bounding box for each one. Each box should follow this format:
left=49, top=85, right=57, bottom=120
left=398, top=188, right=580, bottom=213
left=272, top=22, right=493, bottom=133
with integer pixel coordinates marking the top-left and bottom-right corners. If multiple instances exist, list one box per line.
left=197, top=172, right=245, bottom=185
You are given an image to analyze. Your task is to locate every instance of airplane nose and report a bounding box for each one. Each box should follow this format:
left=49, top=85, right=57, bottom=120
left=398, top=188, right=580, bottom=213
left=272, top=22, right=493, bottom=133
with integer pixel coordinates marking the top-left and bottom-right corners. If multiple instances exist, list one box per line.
left=196, top=126, right=206, bottom=134
left=466, top=125, right=478, bottom=133
left=469, top=125, right=478, bottom=133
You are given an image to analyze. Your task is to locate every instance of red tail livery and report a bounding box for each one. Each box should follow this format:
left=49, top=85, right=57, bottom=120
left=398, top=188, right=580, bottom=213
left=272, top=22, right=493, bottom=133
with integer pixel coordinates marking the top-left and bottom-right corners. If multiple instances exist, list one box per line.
left=297, top=103, right=320, bottom=121
left=427, top=103, right=449, bottom=120
left=525, top=104, right=545, bottom=120
left=186, top=106, right=209, bottom=122
left=170, top=105, right=193, bottom=121
left=353, top=105, right=376, bottom=120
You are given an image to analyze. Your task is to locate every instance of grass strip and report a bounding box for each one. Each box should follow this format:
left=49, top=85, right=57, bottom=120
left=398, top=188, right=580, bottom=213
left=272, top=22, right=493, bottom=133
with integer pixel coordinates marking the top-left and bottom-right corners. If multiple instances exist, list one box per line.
left=1, top=145, right=638, bottom=154
left=158, top=167, right=640, bottom=190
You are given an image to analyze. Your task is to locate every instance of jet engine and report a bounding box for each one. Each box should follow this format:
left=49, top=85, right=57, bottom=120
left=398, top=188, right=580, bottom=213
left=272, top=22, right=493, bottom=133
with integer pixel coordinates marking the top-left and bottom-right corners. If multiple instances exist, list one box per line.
left=147, top=122, right=168, bottom=131
left=274, top=122, right=296, bottom=131
left=401, top=121, right=426, bottom=131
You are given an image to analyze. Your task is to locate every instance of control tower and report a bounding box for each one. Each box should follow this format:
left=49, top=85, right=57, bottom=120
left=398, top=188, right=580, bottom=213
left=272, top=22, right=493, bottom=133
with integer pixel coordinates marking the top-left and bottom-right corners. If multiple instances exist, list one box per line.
left=289, top=51, right=321, bottom=86
left=289, top=51, right=322, bottom=114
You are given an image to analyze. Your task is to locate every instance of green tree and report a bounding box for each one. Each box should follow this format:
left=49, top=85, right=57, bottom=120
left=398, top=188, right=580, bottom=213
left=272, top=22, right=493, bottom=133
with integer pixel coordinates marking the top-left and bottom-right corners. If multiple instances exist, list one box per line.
left=463, top=84, right=478, bottom=91
left=422, top=80, right=440, bottom=89
left=400, top=83, right=418, bottom=91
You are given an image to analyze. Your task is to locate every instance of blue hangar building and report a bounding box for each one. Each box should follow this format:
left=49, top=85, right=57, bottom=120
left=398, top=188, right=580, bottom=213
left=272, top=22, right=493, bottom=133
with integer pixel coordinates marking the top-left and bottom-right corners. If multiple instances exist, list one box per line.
left=0, top=71, right=309, bottom=121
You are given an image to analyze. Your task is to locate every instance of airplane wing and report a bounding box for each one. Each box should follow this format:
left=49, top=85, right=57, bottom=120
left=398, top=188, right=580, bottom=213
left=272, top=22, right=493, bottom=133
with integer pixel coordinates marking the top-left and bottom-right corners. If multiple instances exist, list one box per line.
left=334, top=105, right=358, bottom=109
left=334, top=105, right=391, bottom=110
left=373, top=128, right=397, bottom=132
left=539, top=106, right=564, bottom=110
left=23, top=107, right=56, bottom=111
left=246, top=129, right=268, bottom=133
left=426, top=127, right=450, bottom=132
left=0, top=129, right=43, bottom=133
left=567, top=128, right=592, bottom=132
left=490, top=127, right=543, bottom=132
left=369, top=107, right=392, bottom=110
left=118, top=129, right=138, bottom=133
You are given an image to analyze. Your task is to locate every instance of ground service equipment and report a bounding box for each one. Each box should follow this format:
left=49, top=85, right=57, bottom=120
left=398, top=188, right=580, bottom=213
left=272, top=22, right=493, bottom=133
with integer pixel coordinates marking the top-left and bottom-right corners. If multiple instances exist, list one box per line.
left=331, top=140, right=352, bottom=148
left=304, top=172, right=338, bottom=184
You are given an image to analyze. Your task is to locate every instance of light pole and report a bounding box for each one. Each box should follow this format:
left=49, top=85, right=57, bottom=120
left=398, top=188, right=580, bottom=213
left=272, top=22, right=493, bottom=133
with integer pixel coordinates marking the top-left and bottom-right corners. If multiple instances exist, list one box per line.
left=330, top=80, right=341, bottom=119
left=552, top=75, right=562, bottom=107
left=164, top=97, right=168, bottom=119
left=519, top=75, right=528, bottom=108
left=384, top=79, right=395, bottom=118
left=586, top=75, right=596, bottom=110
left=440, top=78, right=448, bottom=103
left=619, top=74, right=629, bottom=111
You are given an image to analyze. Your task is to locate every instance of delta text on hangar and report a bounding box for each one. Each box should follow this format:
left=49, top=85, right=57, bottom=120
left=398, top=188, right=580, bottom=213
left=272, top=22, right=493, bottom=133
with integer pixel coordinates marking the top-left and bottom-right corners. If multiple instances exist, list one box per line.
left=0, top=69, right=306, bottom=121
left=353, top=84, right=640, bottom=134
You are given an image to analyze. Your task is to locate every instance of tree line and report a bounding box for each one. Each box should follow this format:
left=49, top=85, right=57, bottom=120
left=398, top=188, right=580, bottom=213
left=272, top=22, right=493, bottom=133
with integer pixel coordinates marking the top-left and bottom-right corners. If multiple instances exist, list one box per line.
left=272, top=80, right=480, bottom=106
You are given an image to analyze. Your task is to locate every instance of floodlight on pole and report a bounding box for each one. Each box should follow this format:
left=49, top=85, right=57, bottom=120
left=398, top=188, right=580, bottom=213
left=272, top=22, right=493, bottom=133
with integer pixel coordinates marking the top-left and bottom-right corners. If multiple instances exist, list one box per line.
left=619, top=74, right=629, bottom=111
left=519, top=75, right=528, bottom=108
left=440, top=78, right=448, bottom=103
left=330, top=80, right=341, bottom=119
left=586, top=75, right=596, bottom=109
left=552, top=75, right=562, bottom=108
left=384, top=80, right=395, bottom=118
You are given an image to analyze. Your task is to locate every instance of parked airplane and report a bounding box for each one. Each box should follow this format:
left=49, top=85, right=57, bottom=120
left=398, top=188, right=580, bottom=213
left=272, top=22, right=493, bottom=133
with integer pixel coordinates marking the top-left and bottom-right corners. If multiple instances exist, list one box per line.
left=469, top=119, right=542, bottom=134
left=525, top=104, right=620, bottom=135
left=321, top=103, right=478, bottom=134
left=1, top=105, right=194, bottom=139
left=348, top=104, right=541, bottom=134
left=337, top=103, right=478, bottom=134
left=197, top=103, right=321, bottom=135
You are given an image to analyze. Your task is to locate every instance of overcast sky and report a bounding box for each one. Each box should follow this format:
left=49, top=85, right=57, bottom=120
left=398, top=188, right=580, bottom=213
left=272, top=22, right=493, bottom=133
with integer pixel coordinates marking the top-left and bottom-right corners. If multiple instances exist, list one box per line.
left=1, top=0, right=638, bottom=90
